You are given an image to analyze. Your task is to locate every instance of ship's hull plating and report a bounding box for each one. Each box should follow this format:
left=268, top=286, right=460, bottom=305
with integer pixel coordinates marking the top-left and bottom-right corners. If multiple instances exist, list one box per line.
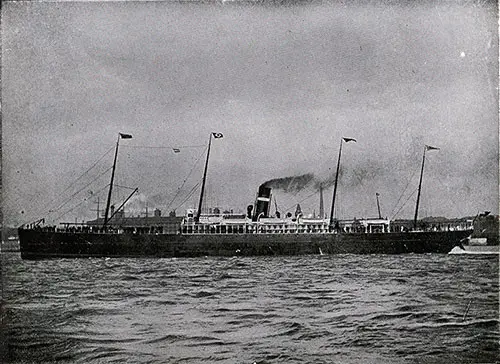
left=18, top=228, right=472, bottom=259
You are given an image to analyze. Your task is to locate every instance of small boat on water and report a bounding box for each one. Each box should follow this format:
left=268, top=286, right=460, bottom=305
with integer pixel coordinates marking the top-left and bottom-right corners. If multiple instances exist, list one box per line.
left=18, top=133, right=473, bottom=259
left=1, top=237, right=20, bottom=253
left=448, top=245, right=499, bottom=255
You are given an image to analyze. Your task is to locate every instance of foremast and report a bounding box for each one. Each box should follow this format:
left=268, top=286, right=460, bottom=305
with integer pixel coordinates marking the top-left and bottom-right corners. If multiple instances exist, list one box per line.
left=103, top=132, right=133, bottom=227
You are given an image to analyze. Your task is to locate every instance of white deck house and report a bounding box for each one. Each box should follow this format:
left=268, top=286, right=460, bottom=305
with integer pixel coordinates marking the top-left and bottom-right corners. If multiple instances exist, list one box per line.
left=182, top=208, right=391, bottom=235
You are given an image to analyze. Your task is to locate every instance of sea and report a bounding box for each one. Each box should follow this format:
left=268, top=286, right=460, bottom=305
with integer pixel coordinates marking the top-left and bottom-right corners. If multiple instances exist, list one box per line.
left=1, top=247, right=498, bottom=364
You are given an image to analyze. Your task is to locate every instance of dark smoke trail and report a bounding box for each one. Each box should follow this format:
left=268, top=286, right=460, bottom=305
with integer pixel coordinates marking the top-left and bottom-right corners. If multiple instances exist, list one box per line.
left=261, top=167, right=352, bottom=195
left=313, top=167, right=345, bottom=191
left=261, top=173, right=315, bottom=194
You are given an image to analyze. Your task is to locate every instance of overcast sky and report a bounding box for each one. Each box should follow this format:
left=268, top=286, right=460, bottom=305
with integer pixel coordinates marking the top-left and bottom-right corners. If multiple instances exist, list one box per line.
left=2, top=0, right=498, bottom=226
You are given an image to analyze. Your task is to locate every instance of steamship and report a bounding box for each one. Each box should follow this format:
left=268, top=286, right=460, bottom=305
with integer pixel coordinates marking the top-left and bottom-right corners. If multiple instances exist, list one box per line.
left=18, top=133, right=473, bottom=259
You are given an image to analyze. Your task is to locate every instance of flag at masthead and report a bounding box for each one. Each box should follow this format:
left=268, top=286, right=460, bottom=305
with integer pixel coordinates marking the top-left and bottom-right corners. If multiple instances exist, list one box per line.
left=425, top=145, right=440, bottom=151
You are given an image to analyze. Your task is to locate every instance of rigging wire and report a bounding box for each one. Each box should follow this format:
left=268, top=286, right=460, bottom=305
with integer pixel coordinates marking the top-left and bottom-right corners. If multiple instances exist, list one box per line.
left=27, top=142, right=208, bottom=224
left=283, top=190, right=318, bottom=214
left=122, top=144, right=206, bottom=149
left=165, top=146, right=208, bottom=212
left=50, top=166, right=112, bottom=214
left=173, top=182, right=201, bottom=212
left=40, top=146, right=114, bottom=215
left=52, top=183, right=110, bottom=223
left=389, top=164, right=420, bottom=219
left=390, top=187, right=418, bottom=221
left=113, top=184, right=137, bottom=190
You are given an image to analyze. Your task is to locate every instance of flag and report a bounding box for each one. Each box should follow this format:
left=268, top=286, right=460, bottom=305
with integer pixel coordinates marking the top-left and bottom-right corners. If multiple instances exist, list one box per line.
left=119, top=133, right=133, bottom=139
left=343, top=137, right=356, bottom=143
left=425, top=145, right=440, bottom=151
left=212, top=132, right=223, bottom=139
left=172, top=148, right=180, bottom=153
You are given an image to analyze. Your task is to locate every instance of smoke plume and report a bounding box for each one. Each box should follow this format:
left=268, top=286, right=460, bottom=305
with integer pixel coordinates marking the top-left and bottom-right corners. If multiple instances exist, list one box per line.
left=261, top=173, right=315, bottom=194
left=261, top=162, right=381, bottom=195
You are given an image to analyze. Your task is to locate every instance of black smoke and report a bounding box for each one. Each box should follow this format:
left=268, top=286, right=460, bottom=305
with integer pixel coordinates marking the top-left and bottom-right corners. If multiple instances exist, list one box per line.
left=260, top=173, right=316, bottom=194
left=260, top=161, right=382, bottom=195
left=261, top=172, right=344, bottom=194
left=313, top=168, right=345, bottom=191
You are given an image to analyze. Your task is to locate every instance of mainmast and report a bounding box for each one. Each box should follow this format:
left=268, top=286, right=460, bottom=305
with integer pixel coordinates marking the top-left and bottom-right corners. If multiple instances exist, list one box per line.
left=196, top=132, right=223, bottom=222
left=376, top=193, right=382, bottom=219
left=319, top=184, right=324, bottom=219
left=329, top=137, right=356, bottom=228
left=413, top=145, right=439, bottom=229
left=103, top=132, right=132, bottom=227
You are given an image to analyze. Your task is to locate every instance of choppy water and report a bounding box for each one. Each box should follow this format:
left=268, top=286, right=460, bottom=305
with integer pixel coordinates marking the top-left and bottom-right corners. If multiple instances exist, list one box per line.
left=2, top=249, right=498, bottom=363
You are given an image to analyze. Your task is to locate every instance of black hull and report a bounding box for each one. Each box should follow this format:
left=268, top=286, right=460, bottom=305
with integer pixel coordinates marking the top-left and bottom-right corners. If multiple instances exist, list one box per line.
left=18, top=228, right=472, bottom=259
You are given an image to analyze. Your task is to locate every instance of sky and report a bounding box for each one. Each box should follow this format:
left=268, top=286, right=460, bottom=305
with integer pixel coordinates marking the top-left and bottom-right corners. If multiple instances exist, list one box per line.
left=2, top=0, right=498, bottom=227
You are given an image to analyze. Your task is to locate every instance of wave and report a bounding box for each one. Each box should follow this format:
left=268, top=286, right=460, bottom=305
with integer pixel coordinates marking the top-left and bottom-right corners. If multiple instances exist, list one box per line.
left=4, top=253, right=498, bottom=363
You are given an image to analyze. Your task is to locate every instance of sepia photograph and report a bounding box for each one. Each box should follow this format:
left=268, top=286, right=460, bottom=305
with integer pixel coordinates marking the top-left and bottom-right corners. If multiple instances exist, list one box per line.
left=1, top=0, right=498, bottom=362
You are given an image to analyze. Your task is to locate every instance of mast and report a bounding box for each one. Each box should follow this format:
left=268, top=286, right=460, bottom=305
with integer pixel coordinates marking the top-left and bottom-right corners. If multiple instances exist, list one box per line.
left=107, top=188, right=138, bottom=223
left=413, top=145, right=439, bottom=229
left=329, top=137, right=356, bottom=227
left=196, top=132, right=223, bottom=222
left=104, top=133, right=132, bottom=227
left=196, top=134, right=212, bottom=222
left=376, top=193, right=382, bottom=219
left=319, top=184, right=324, bottom=218
left=329, top=139, right=343, bottom=227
